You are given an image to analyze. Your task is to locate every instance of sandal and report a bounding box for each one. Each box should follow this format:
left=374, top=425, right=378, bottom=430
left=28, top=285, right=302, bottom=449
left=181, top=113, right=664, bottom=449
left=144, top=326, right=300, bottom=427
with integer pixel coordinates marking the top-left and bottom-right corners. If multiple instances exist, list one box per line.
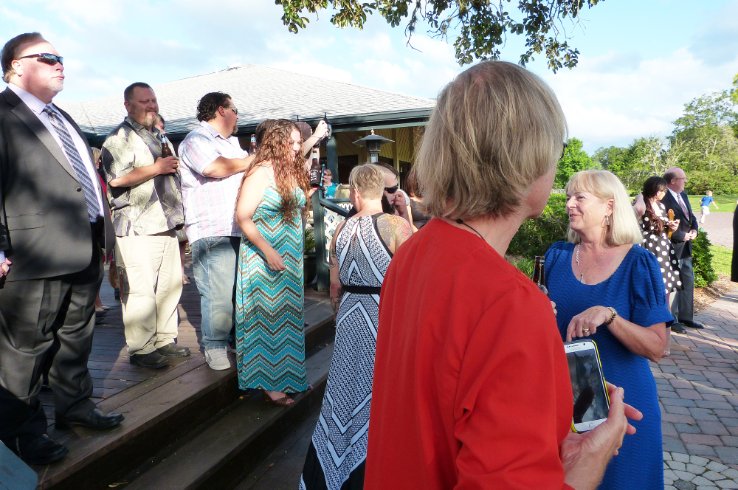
left=264, top=392, right=295, bottom=407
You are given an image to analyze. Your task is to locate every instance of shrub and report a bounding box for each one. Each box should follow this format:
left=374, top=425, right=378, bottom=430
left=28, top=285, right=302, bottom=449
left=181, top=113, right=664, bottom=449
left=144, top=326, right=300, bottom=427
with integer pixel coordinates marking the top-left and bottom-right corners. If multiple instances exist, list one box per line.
left=508, top=193, right=569, bottom=259
left=508, top=256, right=534, bottom=277
left=686, top=170, right=738, bottom=195
left=692, top=230, right=718, bottom=287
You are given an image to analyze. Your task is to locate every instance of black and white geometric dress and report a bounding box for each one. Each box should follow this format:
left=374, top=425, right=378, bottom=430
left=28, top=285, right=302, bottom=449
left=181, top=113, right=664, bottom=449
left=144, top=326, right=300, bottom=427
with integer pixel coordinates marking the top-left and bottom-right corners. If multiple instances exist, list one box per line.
left=640, top=202, right=682, bottom=294
left=300, top=214, right=392, bottom=490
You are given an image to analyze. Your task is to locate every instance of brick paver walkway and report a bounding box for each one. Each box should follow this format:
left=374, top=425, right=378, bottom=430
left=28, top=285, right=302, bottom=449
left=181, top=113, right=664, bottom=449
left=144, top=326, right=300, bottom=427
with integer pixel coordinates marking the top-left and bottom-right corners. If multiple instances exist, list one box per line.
left=653, top=286, right=738, bottom=489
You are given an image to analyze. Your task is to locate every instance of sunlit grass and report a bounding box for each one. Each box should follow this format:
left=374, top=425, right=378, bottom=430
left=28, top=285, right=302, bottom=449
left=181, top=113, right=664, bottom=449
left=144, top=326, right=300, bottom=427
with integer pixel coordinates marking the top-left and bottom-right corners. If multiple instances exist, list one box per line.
left=710, top=244, right=732, bottom=277
left=688, top=194, right=738, bottom=212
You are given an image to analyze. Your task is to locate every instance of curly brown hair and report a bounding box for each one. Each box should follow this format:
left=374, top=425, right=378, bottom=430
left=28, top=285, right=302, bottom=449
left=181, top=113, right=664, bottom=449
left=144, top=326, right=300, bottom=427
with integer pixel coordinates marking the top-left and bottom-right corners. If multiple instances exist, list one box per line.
left=245, top=119, right=309, bottom=219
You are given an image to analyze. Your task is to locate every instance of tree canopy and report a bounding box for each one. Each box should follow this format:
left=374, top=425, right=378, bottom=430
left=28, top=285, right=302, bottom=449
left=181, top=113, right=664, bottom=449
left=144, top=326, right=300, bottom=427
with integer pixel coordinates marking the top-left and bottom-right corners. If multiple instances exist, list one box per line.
left=590, top=85, right=738, bottom=194
left=555, top=137, right=594, bottom=187
left=276, top=0, right=604, bottom=71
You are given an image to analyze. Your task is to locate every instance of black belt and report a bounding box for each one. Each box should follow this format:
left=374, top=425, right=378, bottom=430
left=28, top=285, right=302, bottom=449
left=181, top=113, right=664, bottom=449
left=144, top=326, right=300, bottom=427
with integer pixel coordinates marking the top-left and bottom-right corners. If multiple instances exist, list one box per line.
left=341, top=285, right=381, bottom=294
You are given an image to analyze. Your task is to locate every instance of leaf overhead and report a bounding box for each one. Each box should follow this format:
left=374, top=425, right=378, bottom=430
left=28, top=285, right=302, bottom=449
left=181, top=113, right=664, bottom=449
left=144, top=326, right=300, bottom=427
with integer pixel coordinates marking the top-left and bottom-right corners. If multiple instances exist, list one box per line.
left=275, top=0, right=603, bottom=71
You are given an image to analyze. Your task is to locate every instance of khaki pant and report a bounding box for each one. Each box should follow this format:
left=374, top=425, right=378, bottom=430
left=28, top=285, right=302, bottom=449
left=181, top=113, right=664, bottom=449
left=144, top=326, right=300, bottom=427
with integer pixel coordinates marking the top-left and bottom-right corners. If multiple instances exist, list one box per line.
left=115, top=232, right=182, bottom=355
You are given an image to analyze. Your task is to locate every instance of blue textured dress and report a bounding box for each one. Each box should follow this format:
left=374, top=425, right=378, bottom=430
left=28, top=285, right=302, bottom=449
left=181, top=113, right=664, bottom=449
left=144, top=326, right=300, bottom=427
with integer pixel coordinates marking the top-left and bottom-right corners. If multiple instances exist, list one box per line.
left=235, top=185, right=309, bottom=393
left=545, top=242, right=672, bottom=490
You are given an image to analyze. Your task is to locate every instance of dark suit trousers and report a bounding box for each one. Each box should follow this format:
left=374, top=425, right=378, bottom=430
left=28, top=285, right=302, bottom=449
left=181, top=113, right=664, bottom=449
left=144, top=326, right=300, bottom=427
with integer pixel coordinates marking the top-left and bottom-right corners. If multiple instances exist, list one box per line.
left=673, top=256, right=695, bottom=323
left=0, top=244, right=102, bottom=432
left=0, top=384, right=44, bottom=441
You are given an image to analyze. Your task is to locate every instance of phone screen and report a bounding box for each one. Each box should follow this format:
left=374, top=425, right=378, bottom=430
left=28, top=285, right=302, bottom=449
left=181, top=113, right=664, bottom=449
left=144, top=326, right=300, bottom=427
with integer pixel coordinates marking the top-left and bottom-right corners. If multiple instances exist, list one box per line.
left=564, top=340, right=610, bottom=432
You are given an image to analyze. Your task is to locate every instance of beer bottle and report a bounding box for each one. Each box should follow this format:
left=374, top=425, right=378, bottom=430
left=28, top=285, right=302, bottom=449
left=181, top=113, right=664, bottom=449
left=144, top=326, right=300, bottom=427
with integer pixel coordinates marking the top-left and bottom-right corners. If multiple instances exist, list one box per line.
left=160, top=133, right=173, bottom=158
left=309, top=150, right=321, bottom=188
left=532, top=256, right=548, bottom=295
left=250, top=134, right=257, bottom=154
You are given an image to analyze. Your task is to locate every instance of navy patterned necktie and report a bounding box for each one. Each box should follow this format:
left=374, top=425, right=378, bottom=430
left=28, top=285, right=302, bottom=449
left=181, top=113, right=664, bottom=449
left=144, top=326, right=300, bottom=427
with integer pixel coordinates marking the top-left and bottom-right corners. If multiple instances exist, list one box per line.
left=44, top=106, right=101, bottom=221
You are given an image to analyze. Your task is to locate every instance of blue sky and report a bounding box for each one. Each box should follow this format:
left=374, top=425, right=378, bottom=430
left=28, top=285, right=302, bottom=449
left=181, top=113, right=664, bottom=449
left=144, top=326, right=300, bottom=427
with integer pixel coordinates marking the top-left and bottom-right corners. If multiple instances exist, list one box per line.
left=2, top=0, right=737, bottom=152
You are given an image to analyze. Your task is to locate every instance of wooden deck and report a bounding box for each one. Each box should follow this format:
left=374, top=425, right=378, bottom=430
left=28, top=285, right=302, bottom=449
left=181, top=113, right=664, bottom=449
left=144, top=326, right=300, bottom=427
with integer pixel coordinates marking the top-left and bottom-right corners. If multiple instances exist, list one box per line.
left=34, top=257, right=332, bottom=488
left=38, top=256, right=331, bottom=435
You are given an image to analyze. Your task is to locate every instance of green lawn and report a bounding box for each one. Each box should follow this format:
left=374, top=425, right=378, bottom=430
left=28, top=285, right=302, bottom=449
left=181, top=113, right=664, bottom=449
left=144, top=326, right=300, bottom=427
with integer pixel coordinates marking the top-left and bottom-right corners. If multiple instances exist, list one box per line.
left=688, top=194, right=738, bottom=212
left=710, top=244, right=732, bottom=277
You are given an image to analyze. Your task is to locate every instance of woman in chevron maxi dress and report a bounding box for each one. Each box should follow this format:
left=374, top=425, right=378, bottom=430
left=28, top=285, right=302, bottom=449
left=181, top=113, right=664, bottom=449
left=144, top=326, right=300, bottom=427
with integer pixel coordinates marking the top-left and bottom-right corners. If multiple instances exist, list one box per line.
left=235, top=119, right=311, bottom=406
left=300, top=164, right=412, bottom=490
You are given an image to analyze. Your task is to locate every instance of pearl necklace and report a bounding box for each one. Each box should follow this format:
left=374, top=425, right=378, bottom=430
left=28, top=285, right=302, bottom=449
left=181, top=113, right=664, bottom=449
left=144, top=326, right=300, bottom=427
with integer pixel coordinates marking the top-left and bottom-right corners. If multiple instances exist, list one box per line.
left=575, top=244, right=584, bottom=282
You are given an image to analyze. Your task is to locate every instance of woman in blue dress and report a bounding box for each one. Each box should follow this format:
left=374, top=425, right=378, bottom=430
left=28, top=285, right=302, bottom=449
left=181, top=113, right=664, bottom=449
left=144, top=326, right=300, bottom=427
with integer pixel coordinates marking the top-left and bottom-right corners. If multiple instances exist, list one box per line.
left=235, top=119, right=310, bottom=406
left=545, top=170, right=672, bottom=489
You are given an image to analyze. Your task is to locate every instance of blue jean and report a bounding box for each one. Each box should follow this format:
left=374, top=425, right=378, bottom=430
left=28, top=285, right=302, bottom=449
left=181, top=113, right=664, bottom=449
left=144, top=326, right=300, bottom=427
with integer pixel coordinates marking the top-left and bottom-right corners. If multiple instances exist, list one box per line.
left=191, top=236, right=240, bottom=350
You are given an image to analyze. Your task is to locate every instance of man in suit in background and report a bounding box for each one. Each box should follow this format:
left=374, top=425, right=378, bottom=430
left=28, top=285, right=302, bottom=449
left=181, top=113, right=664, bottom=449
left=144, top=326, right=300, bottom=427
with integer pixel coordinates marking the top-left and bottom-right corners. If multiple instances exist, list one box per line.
left=0, top=32, right=123, bottom=466
left=662, top=167, right=704, bottom=331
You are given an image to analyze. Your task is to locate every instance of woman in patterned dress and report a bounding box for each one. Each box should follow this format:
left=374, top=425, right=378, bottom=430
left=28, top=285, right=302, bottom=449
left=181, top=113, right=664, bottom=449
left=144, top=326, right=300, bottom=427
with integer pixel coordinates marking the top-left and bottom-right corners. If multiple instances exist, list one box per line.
left=300, top=164, right=412, bottom=490
left=640, top=176, right=682, bottom=353
left=234, top=119, right=310, bottom=406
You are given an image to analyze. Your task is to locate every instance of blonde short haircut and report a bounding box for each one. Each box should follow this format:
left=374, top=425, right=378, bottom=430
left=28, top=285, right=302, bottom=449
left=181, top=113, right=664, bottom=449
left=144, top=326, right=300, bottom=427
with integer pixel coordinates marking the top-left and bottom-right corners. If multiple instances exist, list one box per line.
left=414, top=60, right=567, bottom=220
left=566, top=170, right=643, bottom=246
left=349, top=164, right=384, bottom=200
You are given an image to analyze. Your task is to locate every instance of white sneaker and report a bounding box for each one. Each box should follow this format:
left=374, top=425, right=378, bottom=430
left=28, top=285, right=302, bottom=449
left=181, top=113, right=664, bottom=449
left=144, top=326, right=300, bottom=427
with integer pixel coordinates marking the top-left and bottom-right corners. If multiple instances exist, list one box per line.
left=204, top=347, right=231, bottom=371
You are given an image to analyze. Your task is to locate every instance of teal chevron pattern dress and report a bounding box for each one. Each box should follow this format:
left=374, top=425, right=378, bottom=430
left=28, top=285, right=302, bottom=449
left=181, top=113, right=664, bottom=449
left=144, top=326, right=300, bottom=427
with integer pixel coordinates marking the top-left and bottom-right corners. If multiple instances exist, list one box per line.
left=235, top=185, right=309, bottom=392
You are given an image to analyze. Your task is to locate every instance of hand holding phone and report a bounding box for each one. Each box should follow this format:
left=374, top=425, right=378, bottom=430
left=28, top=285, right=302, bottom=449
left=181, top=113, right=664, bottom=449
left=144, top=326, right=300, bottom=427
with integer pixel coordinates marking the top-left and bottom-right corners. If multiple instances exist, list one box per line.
left=565, top=340, right=610, bottom=432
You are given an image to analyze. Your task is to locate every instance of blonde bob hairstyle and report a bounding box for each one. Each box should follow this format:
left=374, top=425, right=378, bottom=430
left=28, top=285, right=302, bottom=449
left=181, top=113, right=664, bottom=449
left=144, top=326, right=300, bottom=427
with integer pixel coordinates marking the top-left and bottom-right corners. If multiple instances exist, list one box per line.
left=414, top=60, right=567, bottom=220
left=565, top=170, right=643, bottom=246
left=348, top=164, right=384, bottom=200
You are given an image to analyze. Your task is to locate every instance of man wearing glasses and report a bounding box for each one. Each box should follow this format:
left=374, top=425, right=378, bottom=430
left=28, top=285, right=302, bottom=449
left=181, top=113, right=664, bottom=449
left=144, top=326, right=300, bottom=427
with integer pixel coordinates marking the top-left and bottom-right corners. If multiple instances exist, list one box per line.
left=661, top=167, right=704, bottom=331
left=0, top=32, right=123, bottom=466
left=177, top=92, right=254, bottom=371
left=101, top=82, right=189, bottom=370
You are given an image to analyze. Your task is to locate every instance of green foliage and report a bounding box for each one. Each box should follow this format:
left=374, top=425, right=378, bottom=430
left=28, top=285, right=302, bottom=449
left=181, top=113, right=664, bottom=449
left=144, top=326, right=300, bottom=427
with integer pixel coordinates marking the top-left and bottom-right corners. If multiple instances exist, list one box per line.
left=508, top=256, right=534, bottom=277
left=276, top=0, right=604, bottom=71
left=692, top=230, right=718, bottom=287
left=685, top=170, right=738, bottom=195
left=508, top=193, right=569, bottom=258
left=555, top=137, right=595, bottom=188
left=594, top=137, right=667, bottom=192
left=304, top=226, right=316, bottom=254
left=668, top=90, right=738, bottom=177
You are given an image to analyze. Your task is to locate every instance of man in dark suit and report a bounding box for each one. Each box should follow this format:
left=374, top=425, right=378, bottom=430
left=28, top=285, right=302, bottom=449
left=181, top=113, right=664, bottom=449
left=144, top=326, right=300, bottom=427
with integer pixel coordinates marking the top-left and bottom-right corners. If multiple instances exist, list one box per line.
left=0, top=32, right=123, bottom=466
left=661, top=167, right=704, bottom=331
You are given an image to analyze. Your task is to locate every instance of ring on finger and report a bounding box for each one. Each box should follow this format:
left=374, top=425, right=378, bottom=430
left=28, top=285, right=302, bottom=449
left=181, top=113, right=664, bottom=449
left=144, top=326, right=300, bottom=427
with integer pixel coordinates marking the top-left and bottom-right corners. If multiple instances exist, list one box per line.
left=583, top=328, right=590, bottom=334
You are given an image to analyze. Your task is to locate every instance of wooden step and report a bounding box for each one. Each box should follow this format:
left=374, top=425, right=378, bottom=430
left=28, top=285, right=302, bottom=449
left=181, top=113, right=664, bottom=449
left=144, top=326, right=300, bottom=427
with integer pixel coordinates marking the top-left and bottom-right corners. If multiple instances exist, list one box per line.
left=122, top=342, right=333, bottom=489
left=37, top=301, right=335, bottom=489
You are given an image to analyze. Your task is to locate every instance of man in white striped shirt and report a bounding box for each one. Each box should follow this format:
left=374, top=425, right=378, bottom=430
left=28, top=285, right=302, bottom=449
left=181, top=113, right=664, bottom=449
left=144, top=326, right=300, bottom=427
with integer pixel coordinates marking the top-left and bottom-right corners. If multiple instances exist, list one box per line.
left=178, top=92, right=254, bottom=370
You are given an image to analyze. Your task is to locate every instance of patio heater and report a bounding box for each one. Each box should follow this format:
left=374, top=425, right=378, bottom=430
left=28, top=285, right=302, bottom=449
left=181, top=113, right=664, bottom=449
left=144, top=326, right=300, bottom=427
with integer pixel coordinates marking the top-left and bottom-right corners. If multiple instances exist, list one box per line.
left=352, top=129, right=394, bottom=163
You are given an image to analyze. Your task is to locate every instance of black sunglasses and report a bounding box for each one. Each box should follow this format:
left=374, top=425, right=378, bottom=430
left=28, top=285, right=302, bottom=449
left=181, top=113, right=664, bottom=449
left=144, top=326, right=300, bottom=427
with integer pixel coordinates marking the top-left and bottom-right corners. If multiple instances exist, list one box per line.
left=18, top=53, right=64, bottom=66
left=384, top=185, right=399, bottom=194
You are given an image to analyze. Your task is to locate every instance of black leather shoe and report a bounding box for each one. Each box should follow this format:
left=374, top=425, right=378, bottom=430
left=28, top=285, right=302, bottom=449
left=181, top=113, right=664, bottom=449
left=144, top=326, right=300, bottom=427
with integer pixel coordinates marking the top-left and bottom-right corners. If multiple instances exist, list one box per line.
left=683, top=320, right=705, bottom=329
left=671, top=322, right=686, bottom=334
left=7, top=434, right=68, bottom=465
left=55, top=408, right=124, bottom=430
left=157, top=342, right=191, bottom=357
left=130, top=351, right=169, bottom=369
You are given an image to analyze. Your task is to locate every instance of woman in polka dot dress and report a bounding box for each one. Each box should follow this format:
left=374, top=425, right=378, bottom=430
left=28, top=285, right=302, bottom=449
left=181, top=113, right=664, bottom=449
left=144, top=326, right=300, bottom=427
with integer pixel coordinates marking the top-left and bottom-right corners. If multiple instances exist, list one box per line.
left=640, top=176, right=683, bottom=353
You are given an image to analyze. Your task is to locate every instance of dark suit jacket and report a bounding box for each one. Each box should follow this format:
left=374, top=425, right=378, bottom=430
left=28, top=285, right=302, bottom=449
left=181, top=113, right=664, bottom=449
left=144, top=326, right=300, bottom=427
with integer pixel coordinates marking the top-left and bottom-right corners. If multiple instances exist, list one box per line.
left=660, top=189, right=698, bottom=259
left=0, top=88, right=113, bottom=281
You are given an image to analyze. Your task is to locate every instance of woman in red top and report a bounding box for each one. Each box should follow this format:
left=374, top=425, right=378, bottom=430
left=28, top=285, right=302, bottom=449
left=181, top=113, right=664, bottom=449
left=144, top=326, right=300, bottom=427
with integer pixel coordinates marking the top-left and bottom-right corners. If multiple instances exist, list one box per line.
left=365, top=61, right=640, bottom=489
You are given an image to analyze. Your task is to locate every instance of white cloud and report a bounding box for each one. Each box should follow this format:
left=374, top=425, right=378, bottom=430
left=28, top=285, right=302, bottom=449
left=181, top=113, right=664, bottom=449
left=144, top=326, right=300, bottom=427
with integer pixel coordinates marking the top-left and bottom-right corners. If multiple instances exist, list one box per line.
left=542, top=47, right=738, bottom=152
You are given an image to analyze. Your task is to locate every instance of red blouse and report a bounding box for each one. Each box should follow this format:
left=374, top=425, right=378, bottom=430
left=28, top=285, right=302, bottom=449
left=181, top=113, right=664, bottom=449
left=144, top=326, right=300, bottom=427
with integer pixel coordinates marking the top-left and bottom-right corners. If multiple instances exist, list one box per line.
left=365, top=219, right=573, bottom=489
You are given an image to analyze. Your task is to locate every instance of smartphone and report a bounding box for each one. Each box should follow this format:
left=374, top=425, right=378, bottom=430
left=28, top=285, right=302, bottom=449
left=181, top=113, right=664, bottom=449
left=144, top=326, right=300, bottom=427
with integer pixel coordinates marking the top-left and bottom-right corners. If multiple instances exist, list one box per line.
left=564, top=340, right=610, bottom=432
